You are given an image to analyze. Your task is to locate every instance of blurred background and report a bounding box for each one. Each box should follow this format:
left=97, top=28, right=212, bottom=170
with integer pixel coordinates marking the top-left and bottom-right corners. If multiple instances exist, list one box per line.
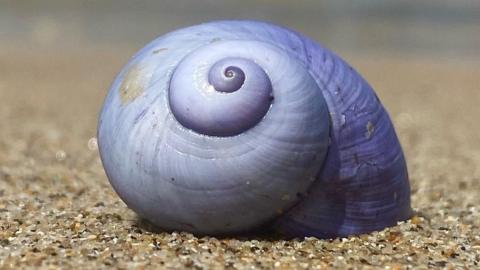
left=1, top=0, right=479, bottom=57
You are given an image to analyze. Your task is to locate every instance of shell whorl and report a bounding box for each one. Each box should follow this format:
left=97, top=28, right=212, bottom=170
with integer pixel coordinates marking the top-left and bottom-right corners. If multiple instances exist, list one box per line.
left=98, top=20, right=411, bottom=238
left=169, top=49, right=273, bottom=137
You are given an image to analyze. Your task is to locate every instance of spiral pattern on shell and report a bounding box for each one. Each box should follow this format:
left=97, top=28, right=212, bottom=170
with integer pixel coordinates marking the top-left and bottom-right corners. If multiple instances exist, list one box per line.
left=98, top=20, right=411, bottom=238
left=169, top=51, right=275, bottom=137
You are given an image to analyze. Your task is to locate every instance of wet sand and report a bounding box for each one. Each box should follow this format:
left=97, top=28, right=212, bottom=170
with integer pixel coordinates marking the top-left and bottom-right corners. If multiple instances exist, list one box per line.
left=0, top=44, right=479, bottom=269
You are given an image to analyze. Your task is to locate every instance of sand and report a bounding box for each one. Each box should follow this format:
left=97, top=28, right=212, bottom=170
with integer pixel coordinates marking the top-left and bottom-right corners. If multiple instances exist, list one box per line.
left=0, top=46, right=479, bottom=269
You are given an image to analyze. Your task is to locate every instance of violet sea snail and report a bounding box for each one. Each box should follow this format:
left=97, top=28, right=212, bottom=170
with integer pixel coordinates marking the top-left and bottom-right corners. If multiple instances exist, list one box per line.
left=97, top=20, right=412, bottom=238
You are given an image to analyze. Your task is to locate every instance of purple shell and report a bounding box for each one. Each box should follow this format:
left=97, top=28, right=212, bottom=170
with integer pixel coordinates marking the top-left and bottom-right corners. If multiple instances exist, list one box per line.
left=97, top=20, right=411, bottom=238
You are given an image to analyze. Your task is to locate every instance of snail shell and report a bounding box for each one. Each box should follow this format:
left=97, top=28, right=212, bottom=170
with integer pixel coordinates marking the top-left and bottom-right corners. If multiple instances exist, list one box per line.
left=98, top=20, right=411, bottom=238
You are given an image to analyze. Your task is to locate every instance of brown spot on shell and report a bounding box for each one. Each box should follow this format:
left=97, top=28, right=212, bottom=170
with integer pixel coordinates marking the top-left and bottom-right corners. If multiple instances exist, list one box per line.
left=152, top=48, right=168, bottom=54
left=118, top=63, right=152, bottom=105
left=353, top=153, right=360, bottom=165
left=365, top=121, right=375, bottom=139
